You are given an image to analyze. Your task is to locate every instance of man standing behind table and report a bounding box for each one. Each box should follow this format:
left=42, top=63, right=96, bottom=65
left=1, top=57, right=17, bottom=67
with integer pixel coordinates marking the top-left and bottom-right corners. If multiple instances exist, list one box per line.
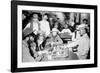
left=40, top=14, right=50, bottom=37
left=31, top=14, right=40, bottom=35
left=67, top=25, right=90, bottom=60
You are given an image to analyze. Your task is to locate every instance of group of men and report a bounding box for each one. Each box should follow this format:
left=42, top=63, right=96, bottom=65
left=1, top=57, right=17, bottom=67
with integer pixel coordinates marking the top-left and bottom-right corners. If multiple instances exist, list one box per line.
left=24, top=14, right=50, bottom=37
left=22, top=13, right=90, bottom=62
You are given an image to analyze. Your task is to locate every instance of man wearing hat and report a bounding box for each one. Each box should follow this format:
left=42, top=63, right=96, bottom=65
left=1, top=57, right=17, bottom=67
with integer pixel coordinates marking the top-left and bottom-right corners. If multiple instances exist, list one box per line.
left=67, top=25, right=90, bottom=60
left=46, top=28, right=63, bottom=45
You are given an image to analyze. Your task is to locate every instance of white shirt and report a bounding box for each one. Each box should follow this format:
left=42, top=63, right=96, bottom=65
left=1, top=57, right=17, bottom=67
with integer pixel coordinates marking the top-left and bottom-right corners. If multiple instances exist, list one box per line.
left=32, top=21, right=39, bottom=35
left=32, top=19, right=39, bottom=35
left=67, top=33, right=90, bottom=56
left=40, top=20, right=50, bottom=37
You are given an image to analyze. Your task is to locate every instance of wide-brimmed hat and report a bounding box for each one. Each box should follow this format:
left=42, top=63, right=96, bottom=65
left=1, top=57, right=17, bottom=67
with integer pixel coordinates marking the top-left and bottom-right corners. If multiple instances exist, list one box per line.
left=51, top=28, right=59, bottom=33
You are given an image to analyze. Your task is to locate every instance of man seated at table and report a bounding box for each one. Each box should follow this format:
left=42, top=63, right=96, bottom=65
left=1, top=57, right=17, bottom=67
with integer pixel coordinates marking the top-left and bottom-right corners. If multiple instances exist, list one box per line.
left=66, top=24, right=90, bottom=60
left=46, top=28, right=63, bottom=46
left=37, top=32, right=45, bottom=51
left=61, top=24, right=72, bottom=34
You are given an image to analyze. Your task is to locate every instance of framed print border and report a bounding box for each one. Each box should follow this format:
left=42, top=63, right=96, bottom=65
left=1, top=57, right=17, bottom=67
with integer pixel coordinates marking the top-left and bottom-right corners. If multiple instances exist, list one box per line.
left=11, top=1, right=98, bottom=72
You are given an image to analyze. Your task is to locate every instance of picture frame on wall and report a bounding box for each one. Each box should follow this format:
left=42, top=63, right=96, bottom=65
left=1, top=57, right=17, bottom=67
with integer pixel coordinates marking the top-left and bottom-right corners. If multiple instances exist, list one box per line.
left=11, top=0, right=97, bottom=72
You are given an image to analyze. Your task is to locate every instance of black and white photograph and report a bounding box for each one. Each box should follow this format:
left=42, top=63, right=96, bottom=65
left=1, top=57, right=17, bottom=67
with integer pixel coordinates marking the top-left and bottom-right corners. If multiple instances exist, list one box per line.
left=22, top=10, right=90, bottom=62
left=11, top=1, right=97, bottom=72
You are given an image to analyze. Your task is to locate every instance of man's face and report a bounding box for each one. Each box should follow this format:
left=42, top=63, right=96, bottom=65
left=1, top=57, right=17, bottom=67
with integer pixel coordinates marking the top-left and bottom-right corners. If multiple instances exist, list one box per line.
left=79, top=28, right=86, bottom=36
left=83, top=20, right=87, bottom=24
left=33, top=14, right=38, bottom=19
left=30, top=36, right=34, bottom=41
left=43, top=15, right=48, bottom=20
left=52, top=32, right=57, bottom=37
left=65, top=25, right=68, bottom=29
left=54, top=24, right=58, bottom=28
left=25, top=37, right=29, bottom=41
left=49, top=17, right=53, bottom=21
